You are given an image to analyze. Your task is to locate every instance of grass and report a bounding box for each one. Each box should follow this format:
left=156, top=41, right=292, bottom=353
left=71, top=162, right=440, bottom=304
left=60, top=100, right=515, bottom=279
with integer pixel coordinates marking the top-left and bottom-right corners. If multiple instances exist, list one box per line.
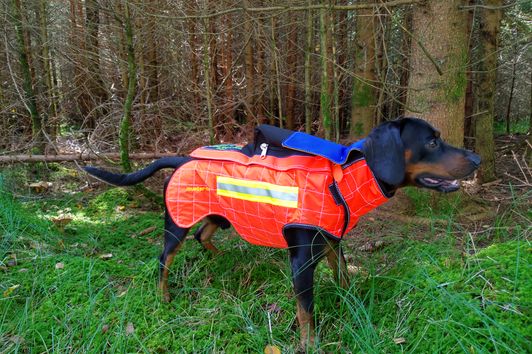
left=0, top=170, right=530, bottom=353
left=494, top=118, right=529, bottom=135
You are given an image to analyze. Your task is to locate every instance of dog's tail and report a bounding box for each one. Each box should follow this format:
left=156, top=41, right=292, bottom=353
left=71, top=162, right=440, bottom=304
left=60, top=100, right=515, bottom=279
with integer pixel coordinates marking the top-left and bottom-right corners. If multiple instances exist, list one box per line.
left=84, top=156, right=192, bottom=186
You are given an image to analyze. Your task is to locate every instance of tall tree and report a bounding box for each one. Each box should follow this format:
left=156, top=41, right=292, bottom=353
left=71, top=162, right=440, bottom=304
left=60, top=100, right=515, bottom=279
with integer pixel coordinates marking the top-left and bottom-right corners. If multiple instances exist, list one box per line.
left=119, top=1, right=137, bottom=172
left=285, top=17, right=298, bottom=130
left=304, top=5, right=314, bottom=134
left=11, top=0, right=43, bottom=153
left=473, top=0, right=503, bottom=182
left=350, top=1, right=377, bottom=138
left=319, top=5, right=333, bottom=139
left=406, top=0, right=468, bottom=146
left=243, top=1, right=255, bottom=123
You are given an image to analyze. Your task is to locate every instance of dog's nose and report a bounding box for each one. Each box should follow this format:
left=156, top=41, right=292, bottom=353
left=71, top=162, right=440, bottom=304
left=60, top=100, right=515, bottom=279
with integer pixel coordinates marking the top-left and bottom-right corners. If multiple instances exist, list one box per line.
left=467, top=151, right=481, bottom=167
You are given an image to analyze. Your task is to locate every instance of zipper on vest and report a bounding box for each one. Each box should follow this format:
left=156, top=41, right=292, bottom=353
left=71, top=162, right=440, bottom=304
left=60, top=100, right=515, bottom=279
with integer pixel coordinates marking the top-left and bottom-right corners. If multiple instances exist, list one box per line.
left=260, top=143, right=269, bottom=159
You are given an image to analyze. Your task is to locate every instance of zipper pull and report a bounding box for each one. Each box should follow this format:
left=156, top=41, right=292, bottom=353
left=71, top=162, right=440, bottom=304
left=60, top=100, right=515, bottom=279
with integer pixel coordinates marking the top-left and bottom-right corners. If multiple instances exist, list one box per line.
left=260, top=143, right=269, bottom=159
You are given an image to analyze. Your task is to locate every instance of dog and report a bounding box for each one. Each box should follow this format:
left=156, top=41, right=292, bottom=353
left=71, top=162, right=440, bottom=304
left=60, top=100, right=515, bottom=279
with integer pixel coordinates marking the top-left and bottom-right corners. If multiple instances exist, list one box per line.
left=84, top=117, right=480, bottom=350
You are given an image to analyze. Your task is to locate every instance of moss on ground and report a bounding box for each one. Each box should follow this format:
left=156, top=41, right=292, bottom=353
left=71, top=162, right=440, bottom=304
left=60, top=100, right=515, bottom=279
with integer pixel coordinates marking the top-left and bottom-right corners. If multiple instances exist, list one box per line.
left=1, top=174, right=530, bottom=353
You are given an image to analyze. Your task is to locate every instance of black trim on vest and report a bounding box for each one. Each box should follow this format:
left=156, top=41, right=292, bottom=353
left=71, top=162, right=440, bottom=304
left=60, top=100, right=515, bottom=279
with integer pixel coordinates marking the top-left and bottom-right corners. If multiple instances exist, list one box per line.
left=282, top=224, right=340, bottom=242
left=328, top=181, right=350, bottom=237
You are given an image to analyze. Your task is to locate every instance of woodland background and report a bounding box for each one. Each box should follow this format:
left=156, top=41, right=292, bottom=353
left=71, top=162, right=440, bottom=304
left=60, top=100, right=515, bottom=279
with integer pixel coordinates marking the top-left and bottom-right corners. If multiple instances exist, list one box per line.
left=0, top=1, right=531, bottom=352
left=1, top=0, right=530, bottom=180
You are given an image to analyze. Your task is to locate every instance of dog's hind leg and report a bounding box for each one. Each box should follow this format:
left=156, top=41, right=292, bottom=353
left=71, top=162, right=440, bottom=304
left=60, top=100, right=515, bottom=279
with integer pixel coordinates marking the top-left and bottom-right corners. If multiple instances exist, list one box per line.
left=159, top=210, right=189, bottom=303
left=193, top=222, right=220, bottom=254
left=193, top=215, right=231, bottom=254
left=325, top=243, right=350, bottom=289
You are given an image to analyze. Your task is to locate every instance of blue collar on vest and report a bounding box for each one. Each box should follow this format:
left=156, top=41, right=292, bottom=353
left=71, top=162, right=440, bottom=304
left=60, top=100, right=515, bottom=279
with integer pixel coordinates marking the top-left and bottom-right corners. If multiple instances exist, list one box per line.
left=282, top=131, right=365, bottom=165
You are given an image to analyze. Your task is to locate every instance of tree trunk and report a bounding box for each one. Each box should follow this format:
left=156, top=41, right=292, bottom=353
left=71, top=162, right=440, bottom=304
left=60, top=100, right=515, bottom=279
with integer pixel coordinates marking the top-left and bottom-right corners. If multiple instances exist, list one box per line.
left=36, top=0, right=57, bottom=135
left=285, top=18, right=298, bottom=130
left=12, top=0, right=43, bottom=153
left=220, top=14, right=236, bottom=137
left=350, top=1, right=377, bottom=138
left=474, top=0, right=503, bottom=182
left=505, top=55, right=517, bottom=134
left=406, top=0, right=468, bottom=147
left=143, top=0, right=159, bottom=104
left=203, top=17, right=214, bottom=144
left=270, top=17, right=283, bottom=127
left=304, top=5, right=314, bottom=134
left=119, top=2, right=136, bottom=173
left=85, top=0, right=109, bottom=130
left=319, top=6, right=332, bottom=139
left=396, top=8, right=412, bottom=118
left=243, top=1, right=255, bottom=123
left=188, top=14, right=200, bottom=119
left=463, top=0, right=475, bottom=145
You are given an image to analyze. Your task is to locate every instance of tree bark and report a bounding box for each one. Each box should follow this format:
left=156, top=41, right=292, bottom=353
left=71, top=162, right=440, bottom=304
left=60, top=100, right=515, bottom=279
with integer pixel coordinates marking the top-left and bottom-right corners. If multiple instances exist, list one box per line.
left=350, top=1, right=377, bottom=138
left=406, top=0, right=468, bottom=147
left=36, top=0, right=57, bottom=134
left=119, top=2, right=136, bottom=173
left=0, top=152, right=178, bottom=164
left=285, top=18, right=298, bottom=130
left=505, top=55, right=517, bottom=134
left=474, top=0, right=503, bottom=182
left=85, top=0, right=108, bottom=124
left=11, top=0, right=43, bottom=153
left=304, top=4, right=314, bottom=134
left=243, top=1, right=255, bottom=122
left=319, top=5, right=332, bottom=139
left=203, top=16, right=214, bottom=144
left=220, top=13, right=236, bottom=137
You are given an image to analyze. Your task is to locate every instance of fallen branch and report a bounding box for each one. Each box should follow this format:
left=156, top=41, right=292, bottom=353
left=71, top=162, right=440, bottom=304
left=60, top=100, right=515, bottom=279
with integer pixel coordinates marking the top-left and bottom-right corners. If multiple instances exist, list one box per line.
left=0, top=152, right=178, bottom=164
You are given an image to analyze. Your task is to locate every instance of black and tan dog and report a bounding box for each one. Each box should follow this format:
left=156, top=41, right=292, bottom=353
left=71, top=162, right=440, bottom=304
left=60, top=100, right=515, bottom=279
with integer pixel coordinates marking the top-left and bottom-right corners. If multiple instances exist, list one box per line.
left=84, top=117, right=480, bottom=349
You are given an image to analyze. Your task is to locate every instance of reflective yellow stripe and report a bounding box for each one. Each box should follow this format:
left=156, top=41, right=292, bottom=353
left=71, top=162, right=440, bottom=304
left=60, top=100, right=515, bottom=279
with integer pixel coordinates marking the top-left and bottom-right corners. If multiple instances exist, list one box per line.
left=216, top=176, right=298, bottom=194
left=216, top=176, right=298, bottom=208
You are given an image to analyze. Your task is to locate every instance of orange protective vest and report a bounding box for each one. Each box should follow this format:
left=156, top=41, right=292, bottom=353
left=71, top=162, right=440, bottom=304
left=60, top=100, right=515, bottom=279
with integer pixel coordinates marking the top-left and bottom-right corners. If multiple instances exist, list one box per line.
left=165, top=145, right=388, bottom=248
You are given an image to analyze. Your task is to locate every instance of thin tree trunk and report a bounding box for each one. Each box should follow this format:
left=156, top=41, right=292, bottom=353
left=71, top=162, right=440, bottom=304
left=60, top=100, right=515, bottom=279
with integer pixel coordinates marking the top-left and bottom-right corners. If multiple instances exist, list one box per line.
left=144, top=0, right=158, bottom=104
left=188, top=14, right=200, bottom=119
left=319, top=5, right=332, bottom=139
left=37, top=0, right=57, bottom=129
left=304, top=3, right=314, bottom=133
left=505, top=55, right=517, bottom=134
left=255, top=11, right=266, bottom=123
left=12, top=0, right=43, bottom=153
left=285, top=18, right=298, bottom=130
left=243, top=1, right=255, bottom=123
left=119, top=2, right=136, bottom=173
left=396, top=8, right=412, bottom=117
left=220, top=14, right=235, bottom=137
left=85, top=0, right=108, bottom=129
left=270, top=17, right=283, bottom=127
left=203, top=16, right=214, bottom=143
left=474, top=0, right=503, bottom=182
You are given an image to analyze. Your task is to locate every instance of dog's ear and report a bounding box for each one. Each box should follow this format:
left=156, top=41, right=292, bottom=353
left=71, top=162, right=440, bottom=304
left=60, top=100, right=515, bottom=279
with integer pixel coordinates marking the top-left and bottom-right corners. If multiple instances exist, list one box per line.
left=362, top=121, right=405, bottom=186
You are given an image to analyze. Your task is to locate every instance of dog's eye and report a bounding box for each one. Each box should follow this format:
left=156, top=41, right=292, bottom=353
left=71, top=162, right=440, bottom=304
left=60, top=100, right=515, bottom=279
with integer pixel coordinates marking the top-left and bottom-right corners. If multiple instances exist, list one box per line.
left=427, top=139, right=438, bottom=149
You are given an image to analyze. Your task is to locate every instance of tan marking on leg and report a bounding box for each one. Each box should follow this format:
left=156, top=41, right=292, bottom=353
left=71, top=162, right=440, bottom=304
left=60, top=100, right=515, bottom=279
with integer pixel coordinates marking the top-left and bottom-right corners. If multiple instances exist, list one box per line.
left=159, top=243, right=183, bottom=302
left=297, top=300, right=315, bottom=350
left=199, top=222, right=221, bottom=254
left=326, top=244, right=350, bottom=289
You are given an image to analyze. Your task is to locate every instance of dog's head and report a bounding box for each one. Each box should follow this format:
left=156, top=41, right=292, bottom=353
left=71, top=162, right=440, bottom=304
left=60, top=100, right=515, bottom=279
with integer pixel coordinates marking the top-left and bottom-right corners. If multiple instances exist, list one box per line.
left=363, top=117, right=481, bottom=193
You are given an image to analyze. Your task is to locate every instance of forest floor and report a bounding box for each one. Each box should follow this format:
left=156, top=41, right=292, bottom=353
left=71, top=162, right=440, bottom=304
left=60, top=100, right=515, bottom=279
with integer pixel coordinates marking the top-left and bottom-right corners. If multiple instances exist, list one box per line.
left=0, top=133, right=530, bottom=353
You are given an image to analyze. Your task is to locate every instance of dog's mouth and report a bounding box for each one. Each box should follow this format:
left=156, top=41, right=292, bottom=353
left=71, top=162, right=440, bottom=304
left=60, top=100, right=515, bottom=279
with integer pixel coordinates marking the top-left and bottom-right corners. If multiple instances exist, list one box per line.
left=416, top=176, right=461, bottom=192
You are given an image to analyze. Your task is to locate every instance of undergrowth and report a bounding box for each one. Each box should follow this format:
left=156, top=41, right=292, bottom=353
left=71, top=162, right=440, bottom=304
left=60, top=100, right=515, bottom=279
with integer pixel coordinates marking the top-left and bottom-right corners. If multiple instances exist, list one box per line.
left=0, top=171, right=530, bottom=353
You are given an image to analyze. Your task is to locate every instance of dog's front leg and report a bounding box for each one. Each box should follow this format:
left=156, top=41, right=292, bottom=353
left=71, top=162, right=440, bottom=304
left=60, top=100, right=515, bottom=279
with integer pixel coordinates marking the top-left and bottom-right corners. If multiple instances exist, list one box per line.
left=286, top=229, right=329, bottom=351
left=291, top=254, right=317, bottom=349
